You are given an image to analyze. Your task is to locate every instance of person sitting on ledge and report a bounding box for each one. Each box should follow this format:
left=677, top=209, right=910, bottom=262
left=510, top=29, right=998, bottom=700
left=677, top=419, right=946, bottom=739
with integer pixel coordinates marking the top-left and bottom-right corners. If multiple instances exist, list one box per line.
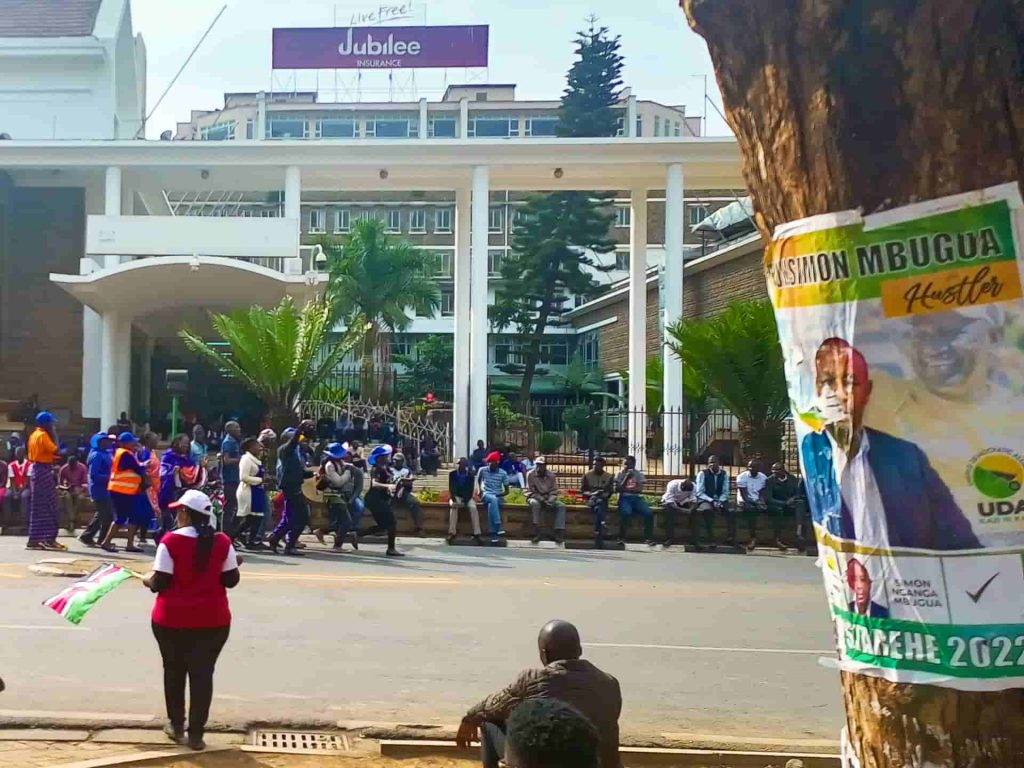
left=694, top=455, right=736, bottom=550
left=526, top=457, right=566, bottom=544
left=660, top=477, right=696, bottom=548
left=456, top=620, right=622, bottom=768
left=448, top=457, right=483, bottom=546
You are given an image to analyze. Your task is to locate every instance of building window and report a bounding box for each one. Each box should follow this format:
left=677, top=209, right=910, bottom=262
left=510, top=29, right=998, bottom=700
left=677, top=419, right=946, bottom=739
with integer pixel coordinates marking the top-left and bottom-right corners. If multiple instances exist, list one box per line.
left=428, top=118, right=457, bottom=138
left=317, top=118, right=358, bottom=138
left=615, top=116, right=625, bottom=136
left=580, top=332, right=600, bottom=367
left=268, top=118, right=307, bottom=139
left=510, top=208, right=526, bottom=230
left=389, top=336, right=414, bottom=358
left=539, top=341, right=569, bottom=366
left=309, top=209, right=326, bottom=234
left=366, top=117, right=415, bottom=138
left=614, top=250, right=629, bottom=271
left=200, top=122, right=235, bottom=141
left=434, top=207, right=453, bottom=233
left=431, top=250, right=453, bottom=278
left=488, top=249, right=505, bottom=276
left=469, top=117, right=516, bottom=138
left=636, top=116, right=643, bottom=136
left=654, top=115, right=661, bottom=137
left=488, top=206, right=504, bottom=233
left=524, top=117, right=558, bottom=137
left=245, top=119, right=254, bottom=140
left=614, top=206, right=630, bottom=228
left=386, top=209, right=402, bottom=233
left=357, top=210, right=376, bottom=223
left=409, top=209, right=427, bottom=233
left=494, top=340, right=523, bottom=366
left=440, top=291, right=454, bottom=317
left=689, top=205, right=710, bottom=226
left=334, top=209, right=351, bottom=233
left=674, top=121, right=682, bottom=137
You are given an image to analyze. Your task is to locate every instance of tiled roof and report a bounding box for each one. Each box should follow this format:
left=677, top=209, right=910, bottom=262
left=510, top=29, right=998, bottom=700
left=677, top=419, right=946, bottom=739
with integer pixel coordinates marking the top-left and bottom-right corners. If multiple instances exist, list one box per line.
left=0, top=0, right=103, bottom=38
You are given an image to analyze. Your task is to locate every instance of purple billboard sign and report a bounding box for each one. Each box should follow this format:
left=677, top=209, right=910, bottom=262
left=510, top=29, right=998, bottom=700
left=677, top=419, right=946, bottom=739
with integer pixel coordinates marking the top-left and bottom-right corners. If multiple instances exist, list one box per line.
left=272, top=25, right=489, bottom=70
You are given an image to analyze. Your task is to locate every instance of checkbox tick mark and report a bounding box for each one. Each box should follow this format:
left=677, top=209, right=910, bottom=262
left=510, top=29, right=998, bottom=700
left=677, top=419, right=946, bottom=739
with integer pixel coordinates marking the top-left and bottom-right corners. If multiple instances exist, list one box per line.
left=966, top=572, right=999, bottom=604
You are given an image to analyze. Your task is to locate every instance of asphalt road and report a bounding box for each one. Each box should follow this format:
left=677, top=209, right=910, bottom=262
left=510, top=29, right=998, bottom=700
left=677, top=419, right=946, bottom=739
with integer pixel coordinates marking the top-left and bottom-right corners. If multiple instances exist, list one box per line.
left=0, top=536, right=843, bottom=743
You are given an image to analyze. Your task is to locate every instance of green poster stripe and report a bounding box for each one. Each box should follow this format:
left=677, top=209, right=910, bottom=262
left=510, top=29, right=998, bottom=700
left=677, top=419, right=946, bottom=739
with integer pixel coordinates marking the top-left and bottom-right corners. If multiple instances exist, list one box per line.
left=767, top=200, right=1018, bottom=305
left=833, top=608, right=1024, bottom=679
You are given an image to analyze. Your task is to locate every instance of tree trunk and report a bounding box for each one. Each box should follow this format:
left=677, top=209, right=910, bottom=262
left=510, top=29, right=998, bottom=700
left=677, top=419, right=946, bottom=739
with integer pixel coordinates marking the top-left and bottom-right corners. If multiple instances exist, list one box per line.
left=682, top=1, right=1024, bottom=764
left=738, top=421, right=783, bottom=466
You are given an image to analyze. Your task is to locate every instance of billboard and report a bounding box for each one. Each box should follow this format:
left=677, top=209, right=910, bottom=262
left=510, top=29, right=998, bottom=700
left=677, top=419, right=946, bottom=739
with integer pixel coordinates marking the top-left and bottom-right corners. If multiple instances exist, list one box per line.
left=272, top=25, right=489, bottom=70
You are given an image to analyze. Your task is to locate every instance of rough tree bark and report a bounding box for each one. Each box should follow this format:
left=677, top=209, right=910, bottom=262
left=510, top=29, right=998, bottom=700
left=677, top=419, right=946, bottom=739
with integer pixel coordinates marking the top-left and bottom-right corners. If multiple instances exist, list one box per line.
left=681, top=1, right=1024, bottom=766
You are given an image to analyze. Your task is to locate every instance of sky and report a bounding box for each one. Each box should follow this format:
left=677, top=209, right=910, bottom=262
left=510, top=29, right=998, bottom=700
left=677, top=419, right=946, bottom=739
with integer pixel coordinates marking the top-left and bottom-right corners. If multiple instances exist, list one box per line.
left=129, top=0, right=730, bottom=139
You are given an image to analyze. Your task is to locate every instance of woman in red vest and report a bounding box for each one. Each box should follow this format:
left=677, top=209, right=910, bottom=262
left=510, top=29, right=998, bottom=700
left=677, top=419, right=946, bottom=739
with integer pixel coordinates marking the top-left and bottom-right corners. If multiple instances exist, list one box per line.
left=143, top=489, right=239, bottom=751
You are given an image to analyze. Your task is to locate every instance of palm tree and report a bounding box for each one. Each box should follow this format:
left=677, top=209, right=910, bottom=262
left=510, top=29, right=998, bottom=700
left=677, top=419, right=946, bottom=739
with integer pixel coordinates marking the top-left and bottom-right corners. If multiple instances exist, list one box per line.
left=179, top=296, right=359, bottom=425
left=667, top=299, right=790, bottom=460
left=319, top=219, right=441, bottom=398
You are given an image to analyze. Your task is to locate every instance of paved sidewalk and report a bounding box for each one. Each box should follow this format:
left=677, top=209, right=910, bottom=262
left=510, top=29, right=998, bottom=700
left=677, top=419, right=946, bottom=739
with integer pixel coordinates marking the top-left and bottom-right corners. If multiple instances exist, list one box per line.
left=0, top=738, right=160, bottom=768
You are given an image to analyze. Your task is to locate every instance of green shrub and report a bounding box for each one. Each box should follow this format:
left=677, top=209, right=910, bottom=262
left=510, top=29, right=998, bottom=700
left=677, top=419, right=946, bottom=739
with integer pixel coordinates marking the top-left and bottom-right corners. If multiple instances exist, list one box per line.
left=538, top=432, right=563, bottom=454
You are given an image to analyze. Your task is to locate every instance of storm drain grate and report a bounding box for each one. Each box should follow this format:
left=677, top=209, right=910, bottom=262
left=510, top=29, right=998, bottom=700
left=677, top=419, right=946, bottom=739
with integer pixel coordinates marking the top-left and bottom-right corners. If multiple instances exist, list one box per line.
left=250, top=730, right=349, bottom=754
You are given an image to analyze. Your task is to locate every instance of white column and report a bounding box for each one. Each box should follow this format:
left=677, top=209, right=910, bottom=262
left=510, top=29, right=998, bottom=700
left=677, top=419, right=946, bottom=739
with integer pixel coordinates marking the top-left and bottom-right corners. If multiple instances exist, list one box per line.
left=663, top=163, right=685, bottom=475
left=459, top=98, right=470, bottom=139
left=100, top=311, right=120, bottom=430
left=116, top=319, right=132, bottom=419
left=256, top=92, right=267, bottom=140
left=626, top=95, right=638, bottom=137
left=418, top=98, right=429, bottom=139
left=103, top=166, right=122, bottom=269
left=453, top=185, right=472, bottom=458
left=284, top=166, right=301, bottom=222
left=141, top=335, right=155, bottom=423
left=469, top=166, right=490, bottom=449
left=628, top=187, right=648, bottom=469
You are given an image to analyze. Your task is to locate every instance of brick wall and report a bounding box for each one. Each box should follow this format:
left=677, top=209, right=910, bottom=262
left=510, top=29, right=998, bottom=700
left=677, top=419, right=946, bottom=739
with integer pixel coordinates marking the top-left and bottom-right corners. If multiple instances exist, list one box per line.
left=573, top=242, right=767, bottom=375
left=0, top=187, right=85, bottom=418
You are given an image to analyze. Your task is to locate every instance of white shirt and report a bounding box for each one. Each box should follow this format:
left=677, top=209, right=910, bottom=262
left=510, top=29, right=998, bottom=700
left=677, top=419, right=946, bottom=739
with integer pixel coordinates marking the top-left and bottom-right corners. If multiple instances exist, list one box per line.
left=661, top=479, right=695, bottom=505
left=153, top=526, right=238, bottom=574
left=825, top=430, right=888, bottom=548
left=736, top=471, right=768, bottom=504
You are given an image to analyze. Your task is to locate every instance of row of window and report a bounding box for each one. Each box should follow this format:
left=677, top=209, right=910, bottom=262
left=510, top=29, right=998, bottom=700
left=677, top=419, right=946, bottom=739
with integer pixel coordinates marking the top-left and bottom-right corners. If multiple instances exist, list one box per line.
left=652, top=115, right=688, bottom=137
left=388, top=335, right=587, bottom=367
left=613, top=204, right=710, bottom=229
left=307, top=206, right=514, bottom=235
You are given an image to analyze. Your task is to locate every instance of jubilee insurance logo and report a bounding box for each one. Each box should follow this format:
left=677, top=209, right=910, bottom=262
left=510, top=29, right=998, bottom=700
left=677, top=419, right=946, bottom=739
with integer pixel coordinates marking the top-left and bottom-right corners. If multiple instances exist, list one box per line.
left=969, top=450, right=1024, bottom=518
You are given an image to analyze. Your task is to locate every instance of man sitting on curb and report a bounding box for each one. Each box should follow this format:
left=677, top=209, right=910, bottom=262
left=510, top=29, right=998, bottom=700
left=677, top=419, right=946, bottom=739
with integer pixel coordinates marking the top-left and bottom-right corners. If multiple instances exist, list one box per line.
left=456, top=620, right=622, bottom=768
left=736, top=459, right=769, bottom=552
left=526, top=457, right=566, bottom=544
left=694, top=455, right=736, bottom=550
left=660, top=477, right=695, bottom=548
left=614, top=456, right=654, bottom=546
left=581, top=457, right=614, bottom=548
left=476, top=452, right=509, bottom=542
left=448, top=457, right=483, bottom=546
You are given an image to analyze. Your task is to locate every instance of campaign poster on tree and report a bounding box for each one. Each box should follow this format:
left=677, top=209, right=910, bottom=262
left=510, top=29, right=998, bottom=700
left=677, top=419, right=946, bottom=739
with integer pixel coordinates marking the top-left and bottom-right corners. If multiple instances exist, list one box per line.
left=765, top=183, right=1024, bottom=690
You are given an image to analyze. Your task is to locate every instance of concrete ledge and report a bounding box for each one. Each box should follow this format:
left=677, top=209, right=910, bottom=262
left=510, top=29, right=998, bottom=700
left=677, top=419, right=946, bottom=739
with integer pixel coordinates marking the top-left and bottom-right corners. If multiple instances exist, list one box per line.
left=50, top=747, right=229, bottom=768
left=379, top=740, right=840, bottom=767
left=0, top=728, right=91, bottom=741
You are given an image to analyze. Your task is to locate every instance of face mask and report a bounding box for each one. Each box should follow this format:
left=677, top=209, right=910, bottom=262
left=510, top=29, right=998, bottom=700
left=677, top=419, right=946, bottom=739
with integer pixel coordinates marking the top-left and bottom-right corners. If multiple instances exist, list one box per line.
left=817, top=384, right=847, bottom=425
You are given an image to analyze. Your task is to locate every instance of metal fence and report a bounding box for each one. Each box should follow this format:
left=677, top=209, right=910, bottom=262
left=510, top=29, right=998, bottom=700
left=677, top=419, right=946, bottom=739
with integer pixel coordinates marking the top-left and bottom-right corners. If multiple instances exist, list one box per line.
left=491, top=407, right=799, bottom=480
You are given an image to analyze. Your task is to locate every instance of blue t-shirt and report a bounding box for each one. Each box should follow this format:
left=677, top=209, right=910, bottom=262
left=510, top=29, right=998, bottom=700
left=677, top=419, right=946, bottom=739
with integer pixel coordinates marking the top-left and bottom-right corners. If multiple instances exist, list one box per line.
left=87, top=449, right=113, bottom=502
left=220, top=434, right=240, bottom=484
left=476, top=466, right=509, bottom=495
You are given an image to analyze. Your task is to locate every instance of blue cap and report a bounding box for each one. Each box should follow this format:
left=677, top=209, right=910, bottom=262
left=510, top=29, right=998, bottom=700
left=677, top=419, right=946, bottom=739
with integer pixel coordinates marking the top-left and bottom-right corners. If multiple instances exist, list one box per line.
left=89, top=432, right=114, bottom=450
left=325, top=442, right=348, bottom=459
left=35, top=411, right=57, bottom=425
left=118, top=431, right=139, bottom=443
left=367, top=444, right=393, bottom=466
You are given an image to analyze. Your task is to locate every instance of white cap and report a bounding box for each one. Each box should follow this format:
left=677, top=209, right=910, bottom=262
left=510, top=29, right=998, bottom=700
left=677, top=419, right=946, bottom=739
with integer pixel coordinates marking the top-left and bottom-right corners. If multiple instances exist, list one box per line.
left=534, top=455, right=546, bottom=464
left=169, top=489, right=214, bottom=517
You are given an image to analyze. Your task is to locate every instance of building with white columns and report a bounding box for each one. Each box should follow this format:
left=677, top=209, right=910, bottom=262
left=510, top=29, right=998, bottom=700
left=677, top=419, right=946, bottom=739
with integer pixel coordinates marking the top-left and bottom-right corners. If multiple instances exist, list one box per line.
left=0, top=138, right=745, bottom=461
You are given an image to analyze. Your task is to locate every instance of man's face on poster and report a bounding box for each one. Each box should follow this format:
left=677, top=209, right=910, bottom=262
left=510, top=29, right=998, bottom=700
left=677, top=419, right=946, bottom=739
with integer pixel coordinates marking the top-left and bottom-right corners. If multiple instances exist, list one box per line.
left=848, top=560, right=872, bottom=614
left=908, top=312, right=990, bottom=400
left=815, top=340, right=872, bottom=451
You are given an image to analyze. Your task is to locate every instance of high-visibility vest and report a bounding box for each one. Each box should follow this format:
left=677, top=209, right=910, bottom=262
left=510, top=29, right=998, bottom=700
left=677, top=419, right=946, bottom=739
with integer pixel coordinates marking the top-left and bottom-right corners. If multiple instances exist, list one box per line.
left=107, top=448, right=142, bottom=495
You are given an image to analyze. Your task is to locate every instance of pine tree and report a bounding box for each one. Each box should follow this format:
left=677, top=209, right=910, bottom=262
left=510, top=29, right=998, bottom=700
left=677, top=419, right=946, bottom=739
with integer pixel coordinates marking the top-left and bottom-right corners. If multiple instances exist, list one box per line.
left=492, top=20, right=624, bottom=409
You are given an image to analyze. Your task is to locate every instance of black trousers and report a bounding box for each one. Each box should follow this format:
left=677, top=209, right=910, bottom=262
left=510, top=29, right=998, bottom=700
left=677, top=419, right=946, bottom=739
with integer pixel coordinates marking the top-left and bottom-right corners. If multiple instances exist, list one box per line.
left=80, top=497, right=114, bottom=543
left=221, top=482, right=239, bottom=534
left=695, top=501, right=736, bottom=543
left=662, top=501, right=698, bottom=543
left=480, top=722, right=506, bottom=768
left=283, top=489, right=309, bottom=552
left=231, top=515, right=262, bottom=546
left=152, top=622, right=230, bottom=737
left=364, top=492, right=397, bottom=549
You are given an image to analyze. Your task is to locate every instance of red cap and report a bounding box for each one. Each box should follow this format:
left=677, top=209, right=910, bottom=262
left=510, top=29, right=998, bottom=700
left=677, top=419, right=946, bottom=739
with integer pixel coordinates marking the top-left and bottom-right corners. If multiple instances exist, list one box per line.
left=486, top=451, right=502, bottom=463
